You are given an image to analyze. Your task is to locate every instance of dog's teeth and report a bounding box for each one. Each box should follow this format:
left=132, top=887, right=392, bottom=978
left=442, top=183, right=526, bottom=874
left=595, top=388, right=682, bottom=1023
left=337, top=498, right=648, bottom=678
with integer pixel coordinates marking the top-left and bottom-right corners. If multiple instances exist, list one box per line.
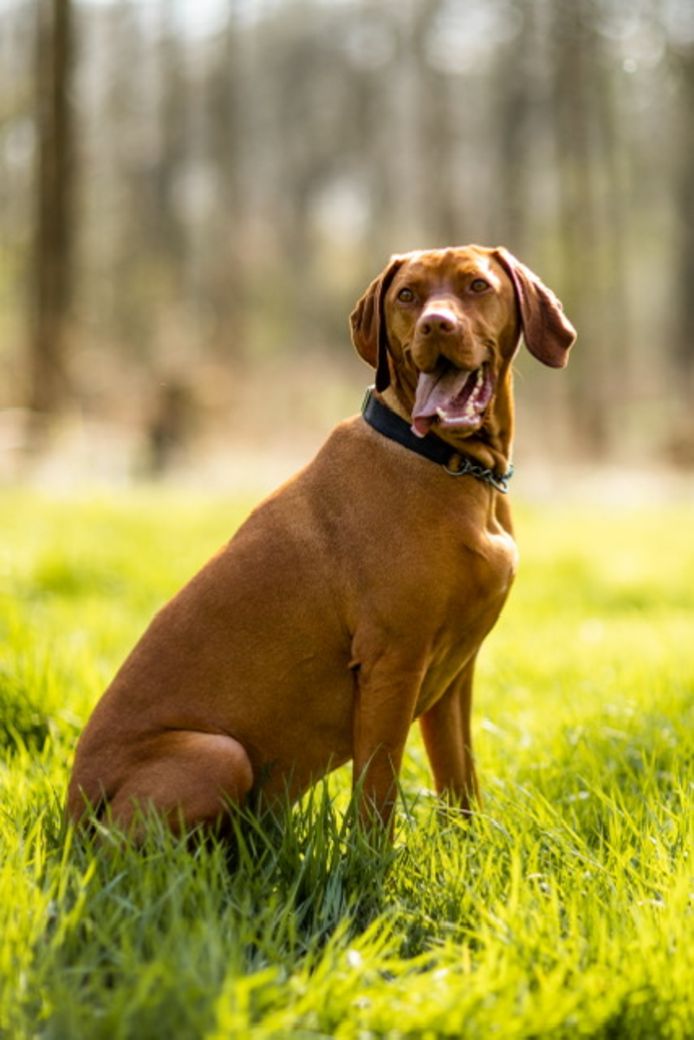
left=475, top=369, right=484, bottom=387
left=437, top=407, right=448, bottom=419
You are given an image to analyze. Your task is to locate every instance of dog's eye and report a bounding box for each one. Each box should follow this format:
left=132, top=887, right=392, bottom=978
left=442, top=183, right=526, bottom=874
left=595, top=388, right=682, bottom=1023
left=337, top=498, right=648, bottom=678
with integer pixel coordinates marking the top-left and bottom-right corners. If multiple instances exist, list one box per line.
left=397, top=287, right=415, bottom=303
left=469, top=279, right=490, bottom=294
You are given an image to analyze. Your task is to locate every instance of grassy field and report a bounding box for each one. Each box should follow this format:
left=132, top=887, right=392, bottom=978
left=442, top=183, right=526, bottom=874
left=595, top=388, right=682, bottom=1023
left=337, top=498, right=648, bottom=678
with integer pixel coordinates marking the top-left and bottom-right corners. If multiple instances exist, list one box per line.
left=1, top=488, right=693, bottom=1039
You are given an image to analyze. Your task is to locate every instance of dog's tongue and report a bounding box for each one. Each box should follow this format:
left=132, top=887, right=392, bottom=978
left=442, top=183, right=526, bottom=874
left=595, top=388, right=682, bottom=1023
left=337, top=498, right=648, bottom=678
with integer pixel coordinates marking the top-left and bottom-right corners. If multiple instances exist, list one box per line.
left=411, top=368, right=472, bottom=438
left=412, top=415, right=435, bottom=437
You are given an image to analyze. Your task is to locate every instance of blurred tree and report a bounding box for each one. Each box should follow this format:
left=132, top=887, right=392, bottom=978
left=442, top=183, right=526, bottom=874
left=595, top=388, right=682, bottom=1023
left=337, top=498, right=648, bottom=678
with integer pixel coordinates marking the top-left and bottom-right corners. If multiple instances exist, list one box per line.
left=551, top=0, right=623, bottom=456
left=29, top=0, right=74, bottom=420
left=203, top=4, right=246, bottom=355
left=495, top=0, right=535, bottom=255
left=153, top=7, right=187, bottom=272
left=412, top=0, right=459, bottom=244
left=674, top=42, right=694, bottom=398
left=102, top=1, right=158, bottom=352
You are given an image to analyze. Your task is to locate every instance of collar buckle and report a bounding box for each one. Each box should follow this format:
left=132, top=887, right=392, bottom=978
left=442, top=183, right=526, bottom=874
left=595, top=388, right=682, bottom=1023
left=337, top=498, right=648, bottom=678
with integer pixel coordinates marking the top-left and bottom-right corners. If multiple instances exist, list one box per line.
left=443, top=456, right=514, bottom=494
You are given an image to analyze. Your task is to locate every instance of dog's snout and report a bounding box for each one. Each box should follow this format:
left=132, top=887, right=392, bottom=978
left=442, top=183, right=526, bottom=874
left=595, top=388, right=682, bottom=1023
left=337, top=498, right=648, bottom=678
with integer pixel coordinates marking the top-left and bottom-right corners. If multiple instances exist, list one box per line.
left=417, top=309, right=459, bottom=338
left=411, top=304, right=468, bottom=373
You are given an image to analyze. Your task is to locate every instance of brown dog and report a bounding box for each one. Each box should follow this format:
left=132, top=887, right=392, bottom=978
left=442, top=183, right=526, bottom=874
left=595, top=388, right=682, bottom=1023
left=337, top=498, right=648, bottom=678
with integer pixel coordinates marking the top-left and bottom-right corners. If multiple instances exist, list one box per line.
left=66, top=245, right=575, bottom=837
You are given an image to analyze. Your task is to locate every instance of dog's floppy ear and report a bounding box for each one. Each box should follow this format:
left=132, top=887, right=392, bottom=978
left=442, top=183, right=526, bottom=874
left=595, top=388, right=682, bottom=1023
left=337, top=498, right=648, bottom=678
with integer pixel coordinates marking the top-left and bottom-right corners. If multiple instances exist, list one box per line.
left=350, top=255, right=405, bottom=391
left=493, top=247, right=576, bottom=368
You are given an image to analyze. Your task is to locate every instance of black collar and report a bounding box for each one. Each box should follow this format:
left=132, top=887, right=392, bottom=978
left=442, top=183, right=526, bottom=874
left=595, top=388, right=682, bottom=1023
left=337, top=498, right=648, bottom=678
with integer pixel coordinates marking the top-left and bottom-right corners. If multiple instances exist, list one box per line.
left=361, top=388, right=514, bottom=494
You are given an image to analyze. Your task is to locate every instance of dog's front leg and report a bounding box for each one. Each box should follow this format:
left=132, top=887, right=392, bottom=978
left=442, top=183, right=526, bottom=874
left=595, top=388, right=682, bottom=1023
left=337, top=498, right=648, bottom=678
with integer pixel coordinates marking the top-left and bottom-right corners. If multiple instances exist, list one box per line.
left=351, top=651, right=425, bottom=832
left=418, top=656, right=480, bottom=814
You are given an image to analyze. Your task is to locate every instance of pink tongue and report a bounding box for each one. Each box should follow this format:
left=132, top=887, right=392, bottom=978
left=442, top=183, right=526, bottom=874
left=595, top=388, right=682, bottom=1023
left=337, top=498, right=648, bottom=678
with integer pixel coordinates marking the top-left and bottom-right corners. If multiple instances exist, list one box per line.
left=412, top=415, right=434, bottom=437
left=411, top=368, right=473, bottom=437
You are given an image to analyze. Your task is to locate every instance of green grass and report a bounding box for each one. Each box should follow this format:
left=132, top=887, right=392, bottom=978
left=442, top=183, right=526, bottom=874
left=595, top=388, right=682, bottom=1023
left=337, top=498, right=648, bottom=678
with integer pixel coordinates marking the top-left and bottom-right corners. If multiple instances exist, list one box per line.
left=1, top=488, right=693, bottom=1039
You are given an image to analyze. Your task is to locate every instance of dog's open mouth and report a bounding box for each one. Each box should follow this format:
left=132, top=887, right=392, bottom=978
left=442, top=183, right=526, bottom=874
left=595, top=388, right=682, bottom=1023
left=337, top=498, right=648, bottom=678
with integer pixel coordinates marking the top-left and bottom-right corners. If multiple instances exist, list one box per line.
left=411, top=362, right=494, bottom=438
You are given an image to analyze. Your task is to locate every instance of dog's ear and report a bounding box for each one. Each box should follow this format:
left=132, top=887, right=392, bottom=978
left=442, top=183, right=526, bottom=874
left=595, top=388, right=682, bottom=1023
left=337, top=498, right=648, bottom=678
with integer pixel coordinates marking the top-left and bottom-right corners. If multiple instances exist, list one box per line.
left=350, top=256, right=405, bottom=391
left=493, top=247, right=576, bottom=368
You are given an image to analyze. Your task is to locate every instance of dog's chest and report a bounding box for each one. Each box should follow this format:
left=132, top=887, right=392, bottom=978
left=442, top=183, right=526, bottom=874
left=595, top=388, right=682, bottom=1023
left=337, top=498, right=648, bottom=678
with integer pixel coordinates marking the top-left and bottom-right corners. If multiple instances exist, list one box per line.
left=412, top=522, right=518, bottom=716
left=430, top=510, right=518, bottom=616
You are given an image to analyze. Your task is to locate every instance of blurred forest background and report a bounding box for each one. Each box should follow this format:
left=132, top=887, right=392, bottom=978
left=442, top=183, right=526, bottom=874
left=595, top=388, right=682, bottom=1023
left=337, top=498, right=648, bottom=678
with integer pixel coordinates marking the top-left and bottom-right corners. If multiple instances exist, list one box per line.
left=1, top=0, right=694, bottom=487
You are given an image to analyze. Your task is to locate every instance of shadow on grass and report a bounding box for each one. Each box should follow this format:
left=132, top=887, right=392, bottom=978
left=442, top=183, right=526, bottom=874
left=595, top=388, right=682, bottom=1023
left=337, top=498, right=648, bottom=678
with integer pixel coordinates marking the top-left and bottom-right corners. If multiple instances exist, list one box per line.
left=60, top=778, right=398, bottom=981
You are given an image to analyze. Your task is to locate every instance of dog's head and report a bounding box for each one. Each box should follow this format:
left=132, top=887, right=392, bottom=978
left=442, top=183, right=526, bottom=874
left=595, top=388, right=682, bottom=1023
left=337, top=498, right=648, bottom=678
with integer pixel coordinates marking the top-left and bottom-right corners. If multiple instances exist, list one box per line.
left=350, top=245, right=576, bottom=440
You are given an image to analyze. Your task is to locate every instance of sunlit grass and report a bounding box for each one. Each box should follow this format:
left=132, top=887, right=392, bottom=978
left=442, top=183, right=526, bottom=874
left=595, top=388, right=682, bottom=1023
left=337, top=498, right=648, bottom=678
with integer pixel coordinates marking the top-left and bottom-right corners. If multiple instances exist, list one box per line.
left=1, top=489, right=693, bottom=1038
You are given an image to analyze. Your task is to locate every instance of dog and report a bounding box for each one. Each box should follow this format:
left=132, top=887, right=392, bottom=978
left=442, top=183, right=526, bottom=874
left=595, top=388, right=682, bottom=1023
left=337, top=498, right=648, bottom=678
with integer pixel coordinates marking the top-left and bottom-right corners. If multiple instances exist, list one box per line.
left=66, top=245, right=575, bottom=837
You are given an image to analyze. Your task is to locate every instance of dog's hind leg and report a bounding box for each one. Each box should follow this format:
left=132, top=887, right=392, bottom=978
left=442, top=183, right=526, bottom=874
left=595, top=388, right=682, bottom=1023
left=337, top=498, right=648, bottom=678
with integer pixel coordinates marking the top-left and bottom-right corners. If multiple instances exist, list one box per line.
left=102, top=730, right=254, bottom=838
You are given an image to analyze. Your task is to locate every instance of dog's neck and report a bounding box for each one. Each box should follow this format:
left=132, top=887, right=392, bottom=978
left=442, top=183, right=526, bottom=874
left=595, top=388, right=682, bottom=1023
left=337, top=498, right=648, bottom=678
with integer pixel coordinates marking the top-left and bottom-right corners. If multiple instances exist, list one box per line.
left=380, top=365, right=515, bottom=480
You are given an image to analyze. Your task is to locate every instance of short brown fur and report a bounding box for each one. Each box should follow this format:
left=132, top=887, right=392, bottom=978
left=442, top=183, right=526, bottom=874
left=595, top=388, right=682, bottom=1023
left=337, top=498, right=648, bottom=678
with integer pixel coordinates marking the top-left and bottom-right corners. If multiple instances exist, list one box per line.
left=67, top=245, right=575, bottom=837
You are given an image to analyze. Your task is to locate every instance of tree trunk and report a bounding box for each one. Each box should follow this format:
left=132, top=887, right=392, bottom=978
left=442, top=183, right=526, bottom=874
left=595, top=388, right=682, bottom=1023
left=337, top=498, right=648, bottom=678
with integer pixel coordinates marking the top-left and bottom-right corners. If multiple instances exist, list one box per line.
left=675, top=48, right=694, bottom=396
left=495, top=0, right=536, bottom=256
left=551, top=0, right=610, bottom=456
left=412, top=0, right=459, bottom=245
left=29, top=0, right=74, bottom=419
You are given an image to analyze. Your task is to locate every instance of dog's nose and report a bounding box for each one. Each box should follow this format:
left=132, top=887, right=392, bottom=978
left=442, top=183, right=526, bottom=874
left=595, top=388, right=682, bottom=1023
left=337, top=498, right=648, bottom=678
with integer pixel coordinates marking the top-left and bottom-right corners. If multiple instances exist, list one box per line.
left=416, top=309, right=459, bottom=337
